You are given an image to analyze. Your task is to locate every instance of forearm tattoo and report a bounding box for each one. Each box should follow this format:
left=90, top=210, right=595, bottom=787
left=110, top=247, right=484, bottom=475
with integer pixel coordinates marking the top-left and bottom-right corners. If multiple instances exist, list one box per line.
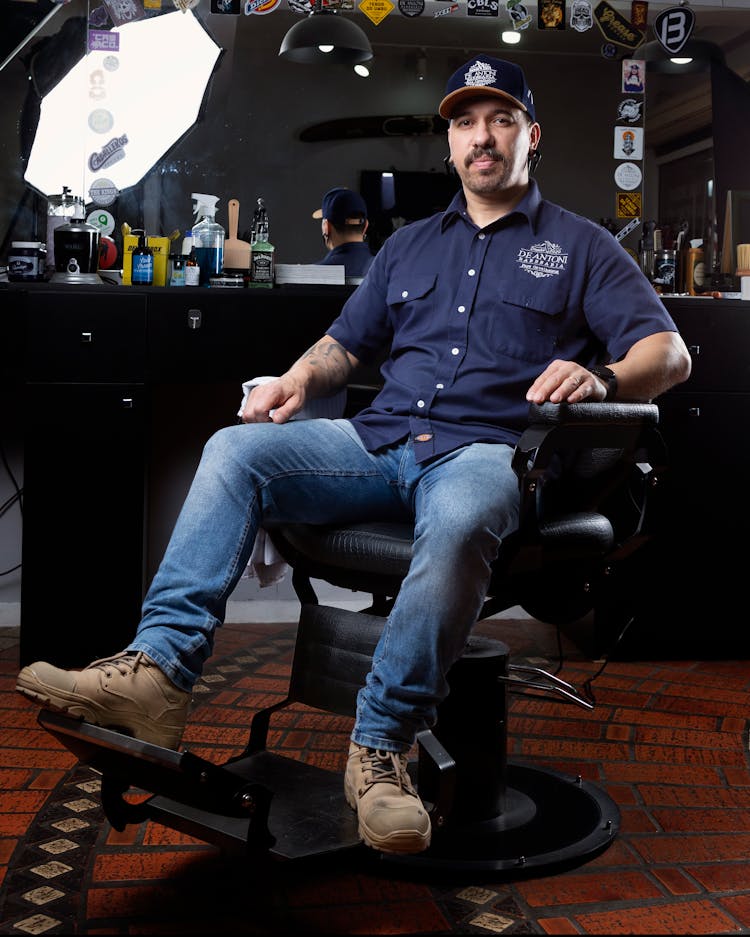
left=302, top=340, right=353, bottom=390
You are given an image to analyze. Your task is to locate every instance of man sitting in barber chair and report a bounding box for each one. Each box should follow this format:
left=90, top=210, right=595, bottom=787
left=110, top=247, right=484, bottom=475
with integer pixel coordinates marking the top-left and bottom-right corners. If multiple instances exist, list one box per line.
left=17, top=56, right=691, bottom=857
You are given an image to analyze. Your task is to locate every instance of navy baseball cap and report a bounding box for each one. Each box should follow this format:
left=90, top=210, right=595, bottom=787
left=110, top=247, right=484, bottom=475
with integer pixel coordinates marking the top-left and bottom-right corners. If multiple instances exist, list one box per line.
left=439, top=56, right=536, bottom=122
left=312, top=187, right=368, bottom=225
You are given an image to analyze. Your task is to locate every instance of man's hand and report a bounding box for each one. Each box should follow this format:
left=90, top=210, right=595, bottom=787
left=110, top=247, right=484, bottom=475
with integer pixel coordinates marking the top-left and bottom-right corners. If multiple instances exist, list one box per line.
left=240, top=376, right=306, bottom=424
left=526, top=360, right=607, bottom=405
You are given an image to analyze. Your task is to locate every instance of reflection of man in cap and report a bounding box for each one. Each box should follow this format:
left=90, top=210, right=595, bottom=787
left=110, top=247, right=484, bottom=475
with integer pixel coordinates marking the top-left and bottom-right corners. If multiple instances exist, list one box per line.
left=313, top=187, right=374, bottom=279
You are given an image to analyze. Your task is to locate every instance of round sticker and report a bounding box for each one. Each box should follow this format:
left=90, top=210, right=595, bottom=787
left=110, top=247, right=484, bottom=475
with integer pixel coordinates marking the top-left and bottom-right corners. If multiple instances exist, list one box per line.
left=88, top=108, right=114, bottom=134
left=614, top=161, right=642, bottom=191
left=87, top=209, right=115, bottom=237
left=398, top=0, right=425, bottom=15
left=103, top=55, right=119, bottom=72
left=89, top=177, right=119, bottom=207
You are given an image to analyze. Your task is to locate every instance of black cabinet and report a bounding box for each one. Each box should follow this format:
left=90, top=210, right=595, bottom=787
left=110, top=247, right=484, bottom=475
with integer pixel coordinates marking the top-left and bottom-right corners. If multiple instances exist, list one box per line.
left=17, top=284, right=351, bottom=668
left=21, top=383, right=148, bottom=668
left=603, top=298, right=750, bottom=658
left=20, top=288, right=148, bottom=668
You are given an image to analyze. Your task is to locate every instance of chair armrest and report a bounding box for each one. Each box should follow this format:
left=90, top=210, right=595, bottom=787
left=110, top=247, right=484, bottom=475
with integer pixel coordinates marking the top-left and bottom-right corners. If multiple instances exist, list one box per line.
left=510, top=401, right=667, bottom=551
left=512, top=401, right=663, bottom=479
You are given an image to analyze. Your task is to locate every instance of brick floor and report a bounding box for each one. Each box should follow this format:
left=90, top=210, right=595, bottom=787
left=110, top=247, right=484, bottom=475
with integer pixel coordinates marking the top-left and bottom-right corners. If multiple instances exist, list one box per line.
left=1, top=616, right=749, bottom=935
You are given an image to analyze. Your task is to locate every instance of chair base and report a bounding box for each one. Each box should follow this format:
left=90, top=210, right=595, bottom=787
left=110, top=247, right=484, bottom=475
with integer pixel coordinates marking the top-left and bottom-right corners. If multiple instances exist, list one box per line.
left=38, top=711, right=618, bottom=877
left=385, top=762, right=618, bottom=875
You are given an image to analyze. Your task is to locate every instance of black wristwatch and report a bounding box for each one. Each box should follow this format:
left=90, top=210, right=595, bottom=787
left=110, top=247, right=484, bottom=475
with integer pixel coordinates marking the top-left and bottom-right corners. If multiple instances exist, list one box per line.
left=589, top=365, right=618, bottom=400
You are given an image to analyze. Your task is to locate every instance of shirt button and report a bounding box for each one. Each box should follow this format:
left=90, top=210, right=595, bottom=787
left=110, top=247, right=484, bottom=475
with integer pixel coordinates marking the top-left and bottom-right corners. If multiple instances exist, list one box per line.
left=451, top=347, right=460, bottom=356
left=417, top=399, right=425, bottom=408
left=478, top=232, right=486, bottom=240
left=457, top=305, right=465, bottom=313
left=401, top=290, right=408, bottom=298
left=468, top=269, right=476, bottom=277
left=436, top=383, right=444, bottom=389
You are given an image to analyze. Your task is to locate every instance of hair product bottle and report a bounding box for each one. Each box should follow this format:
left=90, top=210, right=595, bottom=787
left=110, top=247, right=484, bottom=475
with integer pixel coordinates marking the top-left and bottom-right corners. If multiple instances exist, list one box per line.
left=131, top=230, right=154, bottom=286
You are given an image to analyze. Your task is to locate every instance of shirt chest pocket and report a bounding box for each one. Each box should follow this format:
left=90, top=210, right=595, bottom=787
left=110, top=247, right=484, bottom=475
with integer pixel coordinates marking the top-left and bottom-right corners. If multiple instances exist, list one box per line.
left=485, top=288, right=569, bottom=364
left=386, top=275, right=437, bottom=316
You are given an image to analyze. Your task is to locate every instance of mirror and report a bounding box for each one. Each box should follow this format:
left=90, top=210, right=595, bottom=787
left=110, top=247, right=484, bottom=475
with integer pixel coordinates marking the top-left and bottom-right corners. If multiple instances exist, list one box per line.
left=2, top=1, right=749, bottom=271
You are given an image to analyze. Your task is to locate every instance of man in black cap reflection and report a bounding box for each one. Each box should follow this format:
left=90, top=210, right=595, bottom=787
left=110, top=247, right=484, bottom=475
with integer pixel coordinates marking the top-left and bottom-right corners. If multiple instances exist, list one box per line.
left=313, top=186, right=374, bottom=278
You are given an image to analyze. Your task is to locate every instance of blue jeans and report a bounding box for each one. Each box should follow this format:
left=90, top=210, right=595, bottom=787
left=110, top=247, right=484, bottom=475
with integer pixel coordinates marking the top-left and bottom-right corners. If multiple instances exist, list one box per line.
left=130, top=418, right=520, bottom=753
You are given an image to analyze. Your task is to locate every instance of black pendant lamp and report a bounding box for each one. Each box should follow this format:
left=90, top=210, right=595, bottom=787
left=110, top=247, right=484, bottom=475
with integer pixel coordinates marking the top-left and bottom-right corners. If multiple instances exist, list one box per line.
left=278, top=0, right=373, bottom=65
left=640, top=38, right=725, bottom=74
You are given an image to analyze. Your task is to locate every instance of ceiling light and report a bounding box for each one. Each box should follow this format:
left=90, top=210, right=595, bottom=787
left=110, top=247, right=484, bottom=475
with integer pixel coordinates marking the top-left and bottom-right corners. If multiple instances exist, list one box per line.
left=354, top=63, right=370, bottom=78
left=640, top=38, right=724, bottom=74
left=279, top=1, right=373, bottom=65
left=501, top=30, right=521, bottom=45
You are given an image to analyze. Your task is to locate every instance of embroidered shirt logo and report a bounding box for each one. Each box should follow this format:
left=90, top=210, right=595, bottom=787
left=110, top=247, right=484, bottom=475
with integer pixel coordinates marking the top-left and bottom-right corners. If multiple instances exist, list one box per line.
left=464, top=60, right=497, bottom=87
left=517, top=240, right=568, bottom=278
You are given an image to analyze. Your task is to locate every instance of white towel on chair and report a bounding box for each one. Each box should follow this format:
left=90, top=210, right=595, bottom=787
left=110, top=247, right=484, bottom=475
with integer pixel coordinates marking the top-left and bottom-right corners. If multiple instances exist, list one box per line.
left=243, top=528, right=288, bottom=587
left=237, top=375, right=347, bottom=421
left=238, top=376, right=346, bottom=585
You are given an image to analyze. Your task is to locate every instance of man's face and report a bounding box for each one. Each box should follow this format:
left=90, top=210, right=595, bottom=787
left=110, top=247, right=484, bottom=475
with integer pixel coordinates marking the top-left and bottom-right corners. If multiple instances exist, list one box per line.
left=447, top=97, right=538, bottom=197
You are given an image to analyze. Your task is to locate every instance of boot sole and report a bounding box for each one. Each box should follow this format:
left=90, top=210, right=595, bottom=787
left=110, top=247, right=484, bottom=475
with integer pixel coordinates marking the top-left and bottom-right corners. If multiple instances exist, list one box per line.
left=344, top=776, right=432, bottom=855
left=16, top=671, right=184, bottom=750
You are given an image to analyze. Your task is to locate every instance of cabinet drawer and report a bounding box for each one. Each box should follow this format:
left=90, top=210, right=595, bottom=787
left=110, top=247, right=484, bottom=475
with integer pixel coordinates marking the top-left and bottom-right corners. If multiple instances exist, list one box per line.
left=147, top=288, right=349, bottom=381
left=658, top=391, right=750, bottom=467
left=24, top=382, right=148, bottom=441
left=664, top=299, right=750, bottom=392
left=26, top=290, right=146, bottom=382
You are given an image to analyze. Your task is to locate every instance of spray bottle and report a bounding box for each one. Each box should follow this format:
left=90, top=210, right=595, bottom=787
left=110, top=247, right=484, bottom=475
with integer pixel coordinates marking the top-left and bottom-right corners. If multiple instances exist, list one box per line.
left=191, top=193, right=225, bottom=286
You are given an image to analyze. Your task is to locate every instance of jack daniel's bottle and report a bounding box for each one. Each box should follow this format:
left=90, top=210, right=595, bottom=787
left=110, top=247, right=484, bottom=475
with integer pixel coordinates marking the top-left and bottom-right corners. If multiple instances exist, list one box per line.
left=249, top=197, right=275, bottom=288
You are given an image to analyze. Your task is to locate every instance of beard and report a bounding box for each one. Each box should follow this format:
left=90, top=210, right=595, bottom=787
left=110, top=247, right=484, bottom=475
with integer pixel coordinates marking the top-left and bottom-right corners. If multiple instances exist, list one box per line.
left=459, top=147, right=514, bottom=195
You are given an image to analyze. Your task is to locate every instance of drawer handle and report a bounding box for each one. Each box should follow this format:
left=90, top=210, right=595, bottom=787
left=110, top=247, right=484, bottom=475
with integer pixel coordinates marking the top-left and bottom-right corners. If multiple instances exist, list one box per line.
left=188, top=309, right=202, bottom=330
left=81, top=331, right=93, bottom=343
left=688, top=406, right=701, bottom=417
left=687, top=344, right=700, bottom=356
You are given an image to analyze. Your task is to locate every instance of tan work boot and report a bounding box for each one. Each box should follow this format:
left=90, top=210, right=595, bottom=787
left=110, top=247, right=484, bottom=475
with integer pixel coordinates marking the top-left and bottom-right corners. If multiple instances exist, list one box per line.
left=344, top=741, right=431, bottom=855
left=16, top=651, right=191, bottom=750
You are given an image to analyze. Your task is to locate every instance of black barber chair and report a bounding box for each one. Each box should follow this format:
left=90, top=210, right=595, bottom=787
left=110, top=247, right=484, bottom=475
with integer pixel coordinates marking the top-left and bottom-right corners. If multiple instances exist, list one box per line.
left=39, top=401, right=666, bottom=879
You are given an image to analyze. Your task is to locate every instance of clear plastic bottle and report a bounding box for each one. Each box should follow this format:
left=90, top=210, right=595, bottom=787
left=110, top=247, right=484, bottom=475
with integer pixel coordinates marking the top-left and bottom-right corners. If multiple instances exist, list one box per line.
left=191, top=193, right=225, bottom=286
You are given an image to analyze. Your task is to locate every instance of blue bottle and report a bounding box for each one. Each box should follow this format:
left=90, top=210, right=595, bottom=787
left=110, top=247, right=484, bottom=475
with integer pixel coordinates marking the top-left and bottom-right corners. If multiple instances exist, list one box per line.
left=131, top=230, right=154, bottom=286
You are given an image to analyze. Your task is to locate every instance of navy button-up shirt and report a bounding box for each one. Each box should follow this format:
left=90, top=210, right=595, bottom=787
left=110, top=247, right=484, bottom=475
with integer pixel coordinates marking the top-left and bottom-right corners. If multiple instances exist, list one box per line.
left=327, top=180, right=678, bottom=463
left=316, top=241, right=374, bottom=278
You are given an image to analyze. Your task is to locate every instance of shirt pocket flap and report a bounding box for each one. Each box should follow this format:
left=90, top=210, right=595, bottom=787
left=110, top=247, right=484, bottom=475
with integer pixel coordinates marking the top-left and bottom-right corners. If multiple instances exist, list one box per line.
left=387, top=275, right=437, bottom=306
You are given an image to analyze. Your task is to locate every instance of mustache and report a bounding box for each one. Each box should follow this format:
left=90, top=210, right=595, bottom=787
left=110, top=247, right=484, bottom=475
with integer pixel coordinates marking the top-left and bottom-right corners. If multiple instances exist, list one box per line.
left=465, top=147, right=504, bottom=168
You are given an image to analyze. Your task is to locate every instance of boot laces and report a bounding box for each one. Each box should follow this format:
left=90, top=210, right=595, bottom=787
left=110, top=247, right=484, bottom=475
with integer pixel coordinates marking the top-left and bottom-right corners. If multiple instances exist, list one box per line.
left=361, top=749, right=414, bottom=794
left=87, top=651, right=146, bottom=678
